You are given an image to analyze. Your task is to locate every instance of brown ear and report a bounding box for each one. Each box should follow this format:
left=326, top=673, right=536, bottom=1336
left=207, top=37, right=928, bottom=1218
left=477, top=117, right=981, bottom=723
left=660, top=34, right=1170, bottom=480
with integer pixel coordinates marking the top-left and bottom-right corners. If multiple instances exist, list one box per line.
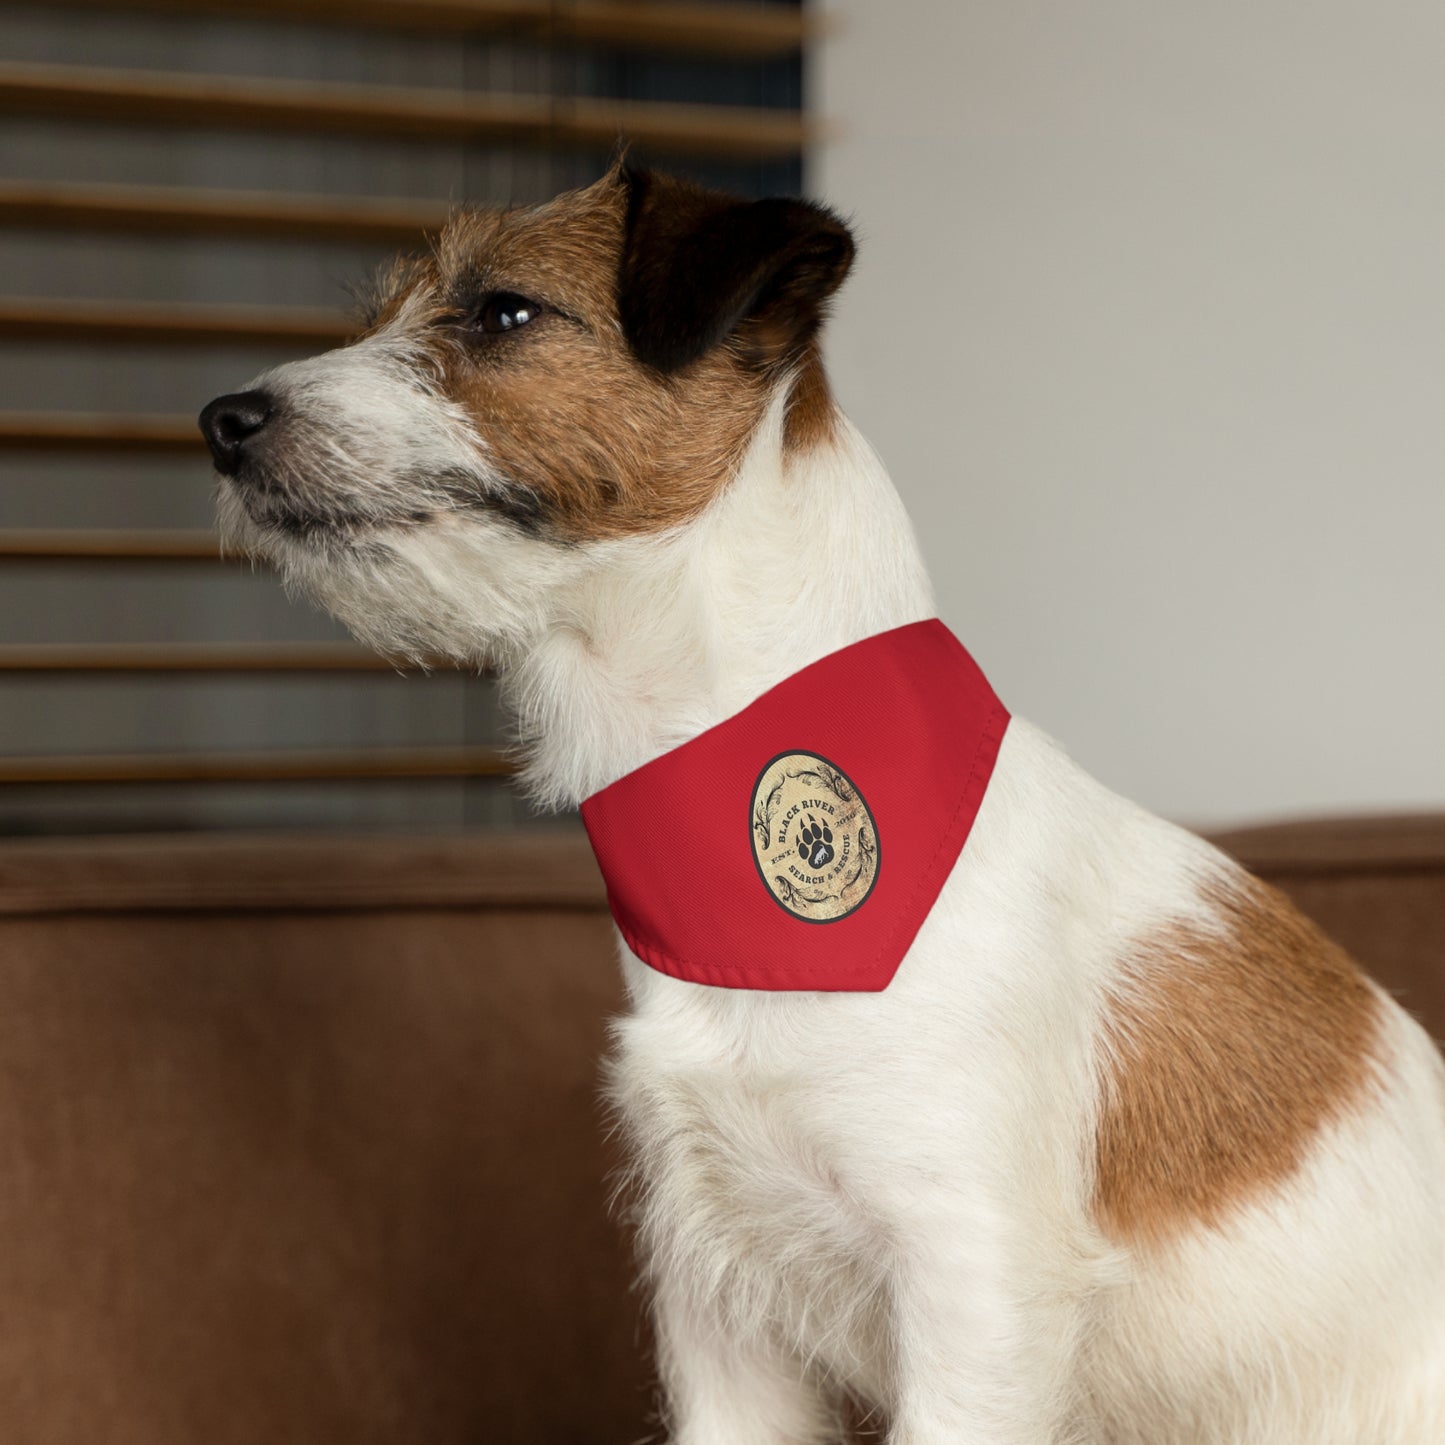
left=617, top=166, right=855, bottom=376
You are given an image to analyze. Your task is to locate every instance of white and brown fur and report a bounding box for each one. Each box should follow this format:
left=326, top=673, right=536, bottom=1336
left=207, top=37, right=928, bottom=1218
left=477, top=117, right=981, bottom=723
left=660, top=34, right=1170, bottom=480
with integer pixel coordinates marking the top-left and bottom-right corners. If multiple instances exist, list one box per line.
left=202, top=164, right=1445, bottom=1443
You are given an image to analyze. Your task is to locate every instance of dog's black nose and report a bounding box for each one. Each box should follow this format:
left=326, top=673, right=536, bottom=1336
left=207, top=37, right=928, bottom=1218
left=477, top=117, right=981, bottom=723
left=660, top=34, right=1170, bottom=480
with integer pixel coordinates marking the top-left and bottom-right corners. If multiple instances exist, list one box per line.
left=199, top=390, right=273, bottom=475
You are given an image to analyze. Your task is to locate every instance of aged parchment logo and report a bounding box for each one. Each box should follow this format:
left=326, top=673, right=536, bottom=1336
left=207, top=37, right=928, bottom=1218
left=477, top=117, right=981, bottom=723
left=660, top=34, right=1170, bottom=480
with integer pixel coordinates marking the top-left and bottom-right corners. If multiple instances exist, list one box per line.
left=749, top=752, right=880, bottom=922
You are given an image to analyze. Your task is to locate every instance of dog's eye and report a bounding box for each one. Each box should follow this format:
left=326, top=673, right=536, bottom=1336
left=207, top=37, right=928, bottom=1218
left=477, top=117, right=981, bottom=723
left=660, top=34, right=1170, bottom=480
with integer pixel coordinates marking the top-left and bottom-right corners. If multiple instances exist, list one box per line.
left=473, top=292, right=542, bottom=335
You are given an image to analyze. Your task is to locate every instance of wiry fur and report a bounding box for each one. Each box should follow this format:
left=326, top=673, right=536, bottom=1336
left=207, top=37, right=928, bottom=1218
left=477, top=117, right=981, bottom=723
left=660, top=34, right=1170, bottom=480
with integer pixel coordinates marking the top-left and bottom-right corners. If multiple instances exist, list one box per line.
left=205, top=169, right=1445, bottom=1443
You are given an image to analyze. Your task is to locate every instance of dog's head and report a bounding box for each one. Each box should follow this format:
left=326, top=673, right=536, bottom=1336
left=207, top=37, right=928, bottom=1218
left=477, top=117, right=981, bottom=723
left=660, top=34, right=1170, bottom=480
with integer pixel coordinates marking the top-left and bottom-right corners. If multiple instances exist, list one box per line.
left=199, top=165, right=854, bottom=662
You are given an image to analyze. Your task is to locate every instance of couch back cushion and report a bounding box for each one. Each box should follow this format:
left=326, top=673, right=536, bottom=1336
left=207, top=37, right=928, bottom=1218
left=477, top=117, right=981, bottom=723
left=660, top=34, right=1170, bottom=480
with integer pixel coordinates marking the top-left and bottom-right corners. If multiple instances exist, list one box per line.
left=0, top=834, right=647, bottom=1445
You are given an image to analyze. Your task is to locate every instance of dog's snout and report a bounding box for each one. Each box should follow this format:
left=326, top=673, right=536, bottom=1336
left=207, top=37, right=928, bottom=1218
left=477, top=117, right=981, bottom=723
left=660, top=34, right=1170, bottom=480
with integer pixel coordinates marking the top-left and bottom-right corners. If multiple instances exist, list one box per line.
left=199, top=390, right=273, bottom=475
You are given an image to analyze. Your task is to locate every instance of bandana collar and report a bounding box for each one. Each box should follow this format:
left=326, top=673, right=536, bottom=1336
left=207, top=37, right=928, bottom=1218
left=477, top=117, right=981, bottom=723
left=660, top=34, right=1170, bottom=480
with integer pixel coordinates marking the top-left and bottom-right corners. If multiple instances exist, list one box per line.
left=579, top=620, right=1009, bottom=992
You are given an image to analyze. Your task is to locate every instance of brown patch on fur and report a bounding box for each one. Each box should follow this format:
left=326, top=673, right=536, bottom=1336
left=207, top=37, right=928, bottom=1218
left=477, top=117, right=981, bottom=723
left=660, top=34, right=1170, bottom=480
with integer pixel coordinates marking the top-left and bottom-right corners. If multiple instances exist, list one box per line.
left=358, top=169, right=854, bottom=541
left=365, top=175, right=773, bottom=542
left=783, top=341, right=839, bottom=452
left=1093, top=872, right=1382, bottom=1247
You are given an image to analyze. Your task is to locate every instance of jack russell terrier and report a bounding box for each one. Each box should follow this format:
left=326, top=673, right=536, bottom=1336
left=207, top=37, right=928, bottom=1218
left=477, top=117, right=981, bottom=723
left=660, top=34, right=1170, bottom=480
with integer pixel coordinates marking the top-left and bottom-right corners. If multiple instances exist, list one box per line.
left=200, top=164, right=1445, bottom=1444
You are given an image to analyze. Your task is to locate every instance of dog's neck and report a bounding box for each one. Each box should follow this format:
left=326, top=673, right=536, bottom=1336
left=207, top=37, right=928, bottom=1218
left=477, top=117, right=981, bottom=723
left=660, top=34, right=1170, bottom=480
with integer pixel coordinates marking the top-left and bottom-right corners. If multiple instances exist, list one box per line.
left=505, top=392, right=937, bottom=809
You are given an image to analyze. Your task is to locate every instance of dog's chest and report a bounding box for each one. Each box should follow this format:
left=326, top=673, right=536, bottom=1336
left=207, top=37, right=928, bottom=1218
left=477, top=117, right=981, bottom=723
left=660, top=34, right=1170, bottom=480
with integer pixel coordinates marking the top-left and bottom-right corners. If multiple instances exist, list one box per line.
left=611, top=994, right=892, bottom=1390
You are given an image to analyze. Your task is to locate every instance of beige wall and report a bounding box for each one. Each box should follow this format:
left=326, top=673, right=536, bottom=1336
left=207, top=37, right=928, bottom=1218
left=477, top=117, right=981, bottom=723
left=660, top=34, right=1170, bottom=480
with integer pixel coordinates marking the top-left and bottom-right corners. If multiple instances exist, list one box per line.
left=815, top=1, right=1445, bottom=827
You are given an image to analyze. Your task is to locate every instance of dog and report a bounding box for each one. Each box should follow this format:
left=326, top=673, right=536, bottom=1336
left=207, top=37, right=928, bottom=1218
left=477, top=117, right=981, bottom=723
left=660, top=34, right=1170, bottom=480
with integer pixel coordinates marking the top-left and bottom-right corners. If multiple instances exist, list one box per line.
left=200, top=163, right=1445, bottom=1443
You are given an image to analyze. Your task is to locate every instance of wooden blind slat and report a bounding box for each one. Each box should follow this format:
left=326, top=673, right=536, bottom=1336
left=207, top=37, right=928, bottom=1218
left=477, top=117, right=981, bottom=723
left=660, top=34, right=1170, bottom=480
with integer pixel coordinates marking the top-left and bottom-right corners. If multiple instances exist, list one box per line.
left=0, top=644, right=416, bottom=673
left=0, top=745, right=513, bottom=784
left=0, top=297, right=351, bottom=348
left=0, top=62, right=813, bottom=161
left=0, top=180, right=448, bottom=244
left=0, top=412, right=203, bottom=451
left=0, top=530, right=224, bottom=561
left=25, top=0, right=811, bottom=58
left=555, top=0, right=811, bottom=57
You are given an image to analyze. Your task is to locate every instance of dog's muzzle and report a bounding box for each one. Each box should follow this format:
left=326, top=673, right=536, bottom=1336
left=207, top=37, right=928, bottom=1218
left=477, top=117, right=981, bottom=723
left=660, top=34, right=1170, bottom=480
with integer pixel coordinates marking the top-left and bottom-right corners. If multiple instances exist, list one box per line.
left=199, top=390, right=274, bottom=476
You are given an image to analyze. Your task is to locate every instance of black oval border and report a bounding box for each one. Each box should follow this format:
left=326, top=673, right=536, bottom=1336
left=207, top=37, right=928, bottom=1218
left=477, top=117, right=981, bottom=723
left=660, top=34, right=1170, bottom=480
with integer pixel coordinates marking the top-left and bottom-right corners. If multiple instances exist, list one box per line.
left=748, top=749, right=882, bottom=925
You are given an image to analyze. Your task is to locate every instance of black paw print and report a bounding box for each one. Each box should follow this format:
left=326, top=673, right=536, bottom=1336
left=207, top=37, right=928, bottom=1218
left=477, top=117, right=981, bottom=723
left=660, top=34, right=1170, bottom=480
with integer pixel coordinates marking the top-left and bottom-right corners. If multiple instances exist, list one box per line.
left=797, top=815, right=834, bottom=870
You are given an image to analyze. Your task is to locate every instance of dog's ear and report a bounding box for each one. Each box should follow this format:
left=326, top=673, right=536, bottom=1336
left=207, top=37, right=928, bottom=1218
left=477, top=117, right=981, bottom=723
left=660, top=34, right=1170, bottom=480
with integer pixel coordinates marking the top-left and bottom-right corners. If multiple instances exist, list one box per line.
left=617, top=166, right=855, bottom=376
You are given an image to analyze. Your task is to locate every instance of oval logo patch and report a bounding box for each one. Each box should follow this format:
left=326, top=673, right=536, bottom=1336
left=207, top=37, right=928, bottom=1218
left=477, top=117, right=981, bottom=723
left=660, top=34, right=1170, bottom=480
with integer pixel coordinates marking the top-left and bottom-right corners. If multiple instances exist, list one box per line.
left=749, top=752, right=880, bottom=922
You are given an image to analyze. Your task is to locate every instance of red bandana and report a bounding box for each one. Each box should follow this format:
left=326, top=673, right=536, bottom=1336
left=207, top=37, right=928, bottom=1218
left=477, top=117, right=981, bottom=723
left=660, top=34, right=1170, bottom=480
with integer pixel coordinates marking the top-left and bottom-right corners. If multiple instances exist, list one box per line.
left=579, top=620, right=1009, bottom=992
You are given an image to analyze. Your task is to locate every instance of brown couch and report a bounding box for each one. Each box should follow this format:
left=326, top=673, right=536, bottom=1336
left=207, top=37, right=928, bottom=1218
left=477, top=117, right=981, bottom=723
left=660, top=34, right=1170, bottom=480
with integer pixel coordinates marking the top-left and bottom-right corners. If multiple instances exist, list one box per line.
left=0, top=817, right=1441, bottom=1444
